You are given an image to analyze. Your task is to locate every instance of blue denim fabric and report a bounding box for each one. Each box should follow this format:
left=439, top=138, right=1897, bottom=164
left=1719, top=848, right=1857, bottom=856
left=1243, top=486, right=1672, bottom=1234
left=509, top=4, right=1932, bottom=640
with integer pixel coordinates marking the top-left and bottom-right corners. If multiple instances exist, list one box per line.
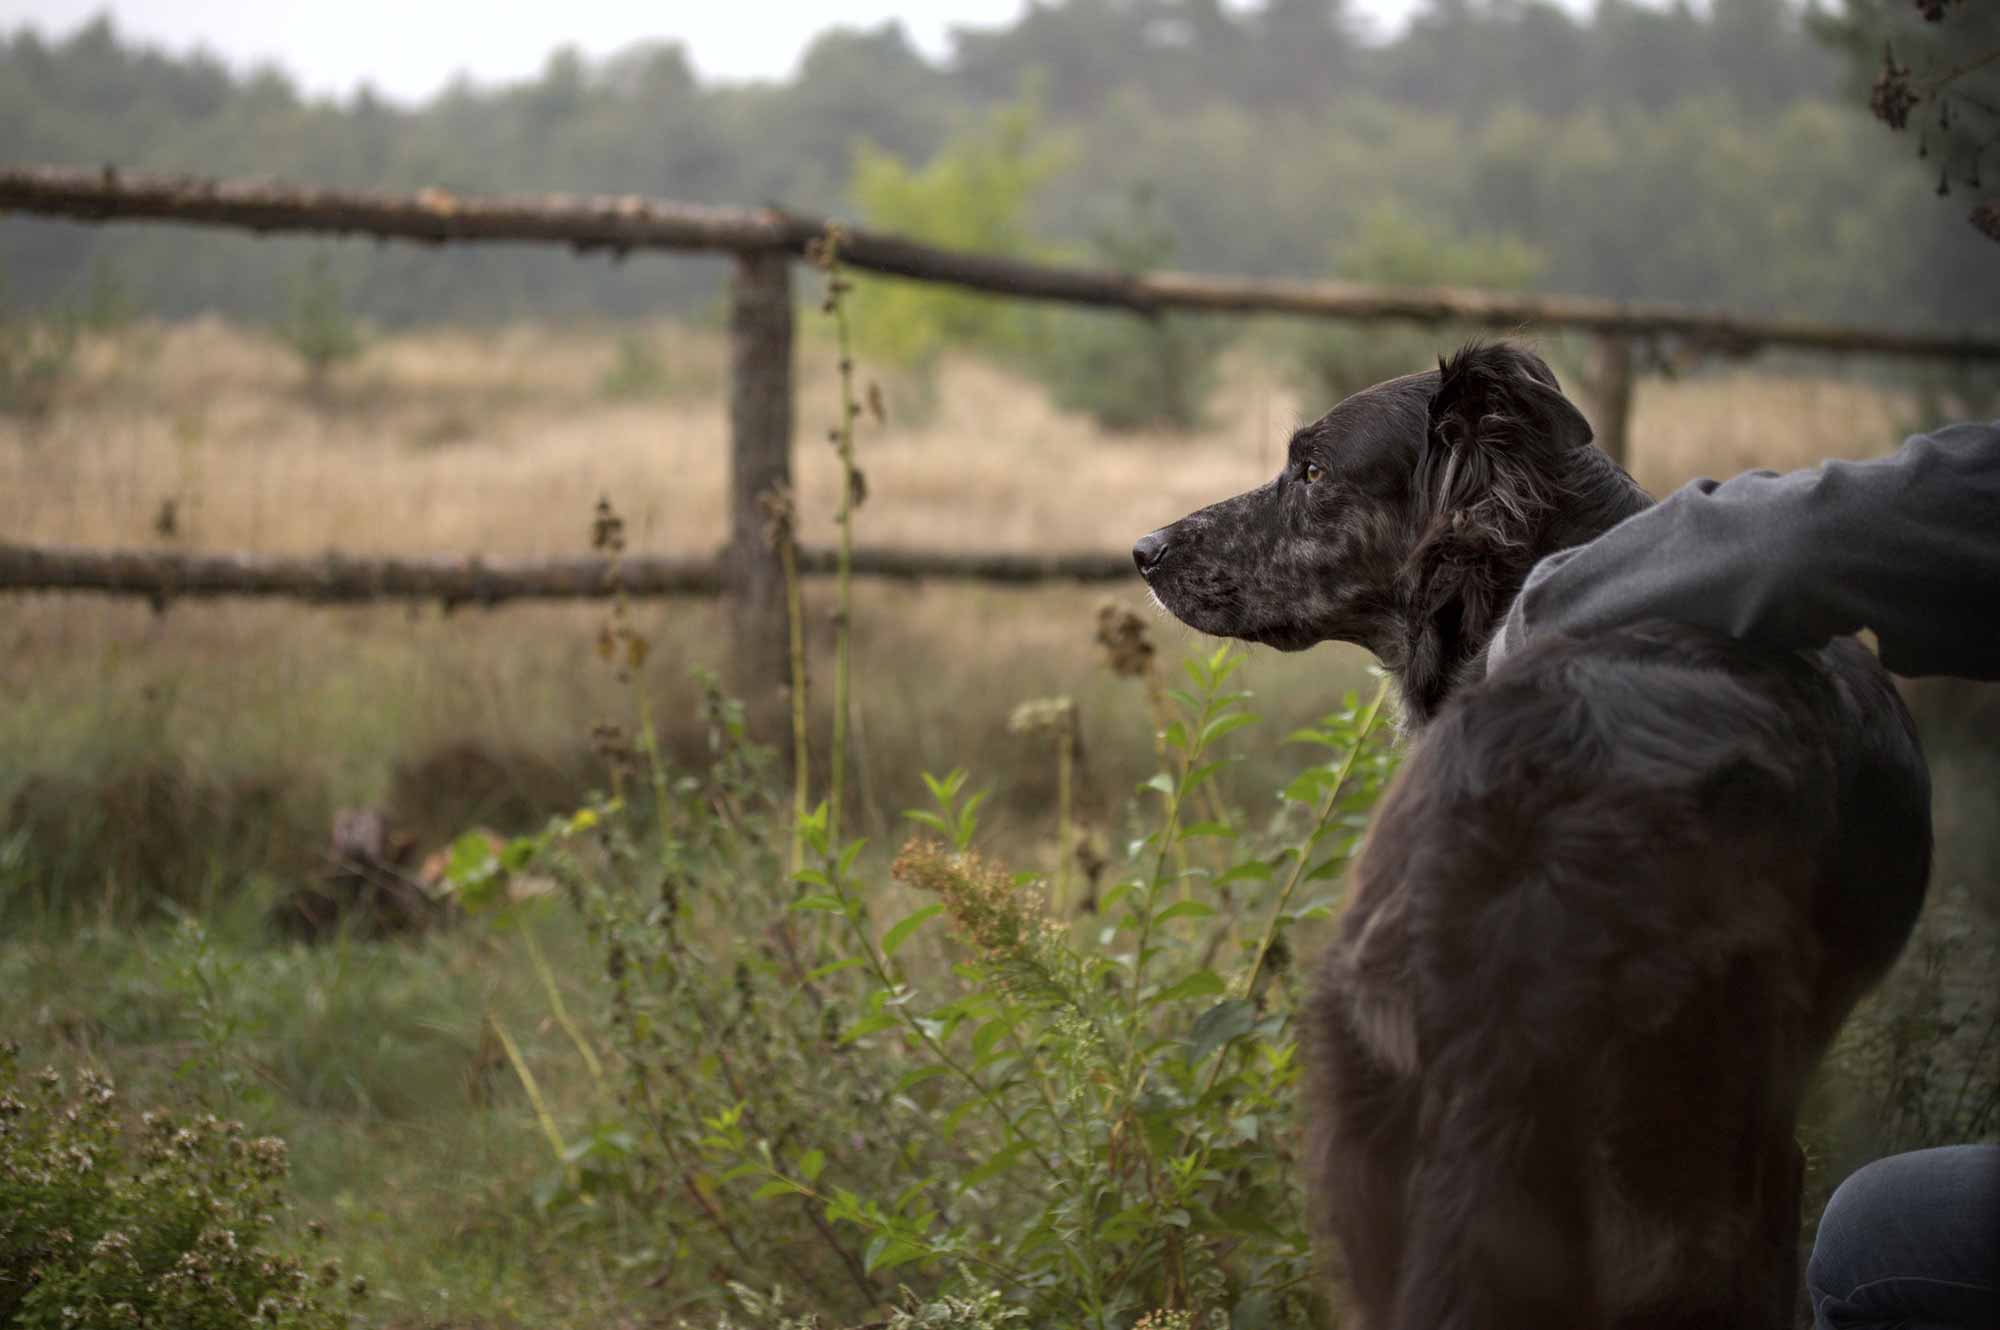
left=1808, top=1145, right=2000, bottom=1330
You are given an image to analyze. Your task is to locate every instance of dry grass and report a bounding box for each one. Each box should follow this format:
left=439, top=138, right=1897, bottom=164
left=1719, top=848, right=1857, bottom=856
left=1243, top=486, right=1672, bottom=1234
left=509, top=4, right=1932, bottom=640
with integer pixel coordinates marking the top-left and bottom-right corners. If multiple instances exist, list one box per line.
left=0, top=318, right=1938, bottom=901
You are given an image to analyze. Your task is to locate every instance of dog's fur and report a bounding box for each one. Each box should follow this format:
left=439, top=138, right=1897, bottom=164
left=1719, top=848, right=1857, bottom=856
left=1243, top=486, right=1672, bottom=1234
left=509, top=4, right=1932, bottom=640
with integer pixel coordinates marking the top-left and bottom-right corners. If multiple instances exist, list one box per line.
left=1136, top=343, right=1931, bottom=1330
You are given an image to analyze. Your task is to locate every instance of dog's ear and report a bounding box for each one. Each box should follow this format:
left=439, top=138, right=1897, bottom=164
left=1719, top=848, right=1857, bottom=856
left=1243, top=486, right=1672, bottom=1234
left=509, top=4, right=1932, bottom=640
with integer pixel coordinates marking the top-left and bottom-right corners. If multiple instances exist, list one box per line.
left=1421, top=342, right=1593, bottom=517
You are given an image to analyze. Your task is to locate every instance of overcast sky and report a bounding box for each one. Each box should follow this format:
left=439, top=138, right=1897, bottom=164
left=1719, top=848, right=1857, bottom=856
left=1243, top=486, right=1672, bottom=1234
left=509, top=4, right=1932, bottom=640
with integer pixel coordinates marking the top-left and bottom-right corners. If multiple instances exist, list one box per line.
left=0, top=1, right=1446, bottom=103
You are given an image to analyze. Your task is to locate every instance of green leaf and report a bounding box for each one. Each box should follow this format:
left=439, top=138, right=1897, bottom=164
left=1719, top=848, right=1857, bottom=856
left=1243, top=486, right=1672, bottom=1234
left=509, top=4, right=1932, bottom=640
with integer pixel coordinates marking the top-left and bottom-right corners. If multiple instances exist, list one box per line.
left=837, top=838, right=868, bottom=878
left=1200, top=711, right=1260, bottom=746
left=894, top=1065, right=950, bottom=1094
left=807, top=956, right=867, bottom=981
left=798, top=1148, right=826, bottom=1183
left=839, top=1013, right=899, bottom=1044
left=792, top=893, right=847, bottom=913
left=1304, top=853, right=1352, bottom=882
left=1141, top=771, right=1176, bottom=799
left=752, top=1178, right=805, bottom=1201
left=1154, top=969, right=1226, bottom=1004
left=1179, top=820, right=1235, bottom=841
left=1187, top=998, right=1258, bottom=1066
left=1215, top=860, right=1274, bottom=888
left=1151, top=899, right=1216, bottom=926
left=902, top=809, right=952, bottom=839
left=971, top=1012, right=1024, bottom=1060
left=964, top=1142, right=1026, bottom=1187
left=955, top=790, right=989, bottom=849
left=883, top=903, right=945, bottom=957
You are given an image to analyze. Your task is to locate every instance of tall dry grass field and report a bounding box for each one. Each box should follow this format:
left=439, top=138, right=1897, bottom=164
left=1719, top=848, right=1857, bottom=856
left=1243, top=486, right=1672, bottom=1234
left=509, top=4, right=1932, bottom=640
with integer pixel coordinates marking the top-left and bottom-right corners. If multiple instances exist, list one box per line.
left=0, top=318, right=1943, bottom=905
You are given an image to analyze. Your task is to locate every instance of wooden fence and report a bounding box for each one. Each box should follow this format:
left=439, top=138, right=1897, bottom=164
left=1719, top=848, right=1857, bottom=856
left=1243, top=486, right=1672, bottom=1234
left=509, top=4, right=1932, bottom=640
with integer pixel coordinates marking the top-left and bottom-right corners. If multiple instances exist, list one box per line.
left=5, top=163, right=2000, bottom=709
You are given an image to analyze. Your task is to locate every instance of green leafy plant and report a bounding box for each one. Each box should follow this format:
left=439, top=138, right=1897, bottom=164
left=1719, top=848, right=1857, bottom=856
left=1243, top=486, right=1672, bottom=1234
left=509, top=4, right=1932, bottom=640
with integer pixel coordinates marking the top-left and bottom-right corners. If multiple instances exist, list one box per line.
left=847, top=95, right=1072, bottom=373
left=1021, top=186, right=1232, bottom=433
left=450, top=646, right=1397, bottom=1327
left=277, top=254, right=363, bottom=391
left=601, top=330, right=673, bottom=400
left=1290, top=202, right=1548, bottom=409
left=0, top=1045, right=361, bottom=1329
left=0, top=316, right=78, bottom=421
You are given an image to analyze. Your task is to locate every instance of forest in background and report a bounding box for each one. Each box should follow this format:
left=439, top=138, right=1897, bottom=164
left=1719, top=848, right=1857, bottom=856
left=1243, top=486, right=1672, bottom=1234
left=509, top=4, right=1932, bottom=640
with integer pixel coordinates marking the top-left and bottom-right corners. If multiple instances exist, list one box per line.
left=1, top=0, right=1995, bottom=335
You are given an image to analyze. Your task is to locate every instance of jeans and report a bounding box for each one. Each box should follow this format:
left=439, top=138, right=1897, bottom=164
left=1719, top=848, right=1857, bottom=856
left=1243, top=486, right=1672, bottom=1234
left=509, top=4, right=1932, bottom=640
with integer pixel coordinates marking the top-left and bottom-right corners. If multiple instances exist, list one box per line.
left=1808, top=1145, right=2000, bottom=1330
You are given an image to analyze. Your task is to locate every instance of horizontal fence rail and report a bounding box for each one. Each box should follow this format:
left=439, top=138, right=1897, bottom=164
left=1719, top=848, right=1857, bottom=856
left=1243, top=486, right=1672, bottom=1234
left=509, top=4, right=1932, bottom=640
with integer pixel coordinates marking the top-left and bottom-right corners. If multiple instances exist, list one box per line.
left=0, top=542, right=1134, bottom=605
left=7, top=160, right=1996, bottom=719
left=6, top=165, right=2000, bottom=359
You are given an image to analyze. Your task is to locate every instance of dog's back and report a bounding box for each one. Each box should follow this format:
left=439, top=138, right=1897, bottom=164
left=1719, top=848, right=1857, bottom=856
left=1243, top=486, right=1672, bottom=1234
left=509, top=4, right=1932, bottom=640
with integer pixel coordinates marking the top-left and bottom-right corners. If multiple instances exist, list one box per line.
left=1307, top=624, right=1931, bottom=1330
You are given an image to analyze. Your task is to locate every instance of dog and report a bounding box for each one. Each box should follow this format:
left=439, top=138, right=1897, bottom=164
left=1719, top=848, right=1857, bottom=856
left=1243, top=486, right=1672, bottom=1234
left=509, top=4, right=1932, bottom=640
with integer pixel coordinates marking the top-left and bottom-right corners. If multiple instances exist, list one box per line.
left=1134, top=342, right=1931, bottom=1330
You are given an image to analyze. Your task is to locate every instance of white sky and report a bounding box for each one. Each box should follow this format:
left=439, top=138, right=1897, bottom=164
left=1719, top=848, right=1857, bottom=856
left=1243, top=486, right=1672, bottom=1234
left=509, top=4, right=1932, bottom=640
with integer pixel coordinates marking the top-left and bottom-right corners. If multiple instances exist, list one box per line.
left=0, top=0, right=1442, bottom=104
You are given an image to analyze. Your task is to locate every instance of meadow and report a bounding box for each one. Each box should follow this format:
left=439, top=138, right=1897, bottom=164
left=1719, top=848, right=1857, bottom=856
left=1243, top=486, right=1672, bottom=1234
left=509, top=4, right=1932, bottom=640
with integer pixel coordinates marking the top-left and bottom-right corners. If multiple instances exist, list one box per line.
left=0, top=314, right=1928, bottom=893
left=1, top=316, right=1993, bottom=1328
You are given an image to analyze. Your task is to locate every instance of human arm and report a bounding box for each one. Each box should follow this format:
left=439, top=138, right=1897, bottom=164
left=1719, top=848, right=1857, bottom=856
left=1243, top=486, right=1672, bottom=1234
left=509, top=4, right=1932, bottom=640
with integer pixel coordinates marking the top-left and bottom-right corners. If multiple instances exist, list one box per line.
left=1487, top=422, right=2000, bottom=681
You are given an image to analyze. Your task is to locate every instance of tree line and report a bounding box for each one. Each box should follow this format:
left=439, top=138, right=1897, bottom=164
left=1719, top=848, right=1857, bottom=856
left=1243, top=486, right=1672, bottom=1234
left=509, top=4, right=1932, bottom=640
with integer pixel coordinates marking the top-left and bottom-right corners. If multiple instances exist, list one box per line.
left=0, top=1, right=1992, bottom=334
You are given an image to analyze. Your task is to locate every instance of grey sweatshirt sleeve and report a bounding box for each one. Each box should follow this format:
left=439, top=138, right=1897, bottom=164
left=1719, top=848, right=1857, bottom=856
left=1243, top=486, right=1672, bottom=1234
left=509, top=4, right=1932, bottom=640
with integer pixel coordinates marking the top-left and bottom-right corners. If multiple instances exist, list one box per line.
left=1487, top=421, right=2000, bottom=681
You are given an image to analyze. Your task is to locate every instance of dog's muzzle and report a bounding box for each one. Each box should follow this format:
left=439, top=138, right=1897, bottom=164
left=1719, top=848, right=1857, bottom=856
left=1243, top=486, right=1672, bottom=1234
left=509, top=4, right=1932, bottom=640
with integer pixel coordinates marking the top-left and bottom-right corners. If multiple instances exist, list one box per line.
left=1133, top=529, right=1171, bottom=577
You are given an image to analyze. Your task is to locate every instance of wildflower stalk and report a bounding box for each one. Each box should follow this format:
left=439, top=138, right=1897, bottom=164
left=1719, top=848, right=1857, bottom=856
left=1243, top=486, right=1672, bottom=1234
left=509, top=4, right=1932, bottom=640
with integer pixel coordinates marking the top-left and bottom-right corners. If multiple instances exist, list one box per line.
left=491, top=1013, right=574, bottom=1183
left=1174, top=675, right=1391, bottom=1160
left=823, top=842, right=1061, bottom=1179
left=819, top=227, right=861, bottom=845
left=1241, top=676, right=1390, bottom=1002
left=521, top=923, right=603, bottom=1084
left=763, top=485, right=811, bottom=874
left=1055, top=720, right=1075, bottom=915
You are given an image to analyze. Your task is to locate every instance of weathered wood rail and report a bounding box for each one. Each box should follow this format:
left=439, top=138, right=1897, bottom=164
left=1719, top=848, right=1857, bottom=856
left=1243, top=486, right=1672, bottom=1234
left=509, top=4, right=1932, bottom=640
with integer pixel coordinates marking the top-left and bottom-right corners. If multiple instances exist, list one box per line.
left=7, top=166, right=1998, bottom=356
left=0, top=542, right=1132, bottom=605
left=5, top=162, right=1998, bottom=709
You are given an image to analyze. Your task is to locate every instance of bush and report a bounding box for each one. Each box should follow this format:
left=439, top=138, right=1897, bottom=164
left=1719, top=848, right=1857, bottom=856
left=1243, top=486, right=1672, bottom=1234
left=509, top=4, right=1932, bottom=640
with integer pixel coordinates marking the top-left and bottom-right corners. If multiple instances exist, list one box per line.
left=1290, top=203, right=1548, bottom=410
left=276, top=255, right=363, bottom=390
left=601, top=330, right=673, bottom=400
left=0, top=1045, right=360, bottom=1328
left=0, top=317, right=77, bottom=421
left=1021, top=188, right=1232, bottom=433
left=448, top=647, right=1399, bottom=1327
left=847, top=96, right=1072, bottom=372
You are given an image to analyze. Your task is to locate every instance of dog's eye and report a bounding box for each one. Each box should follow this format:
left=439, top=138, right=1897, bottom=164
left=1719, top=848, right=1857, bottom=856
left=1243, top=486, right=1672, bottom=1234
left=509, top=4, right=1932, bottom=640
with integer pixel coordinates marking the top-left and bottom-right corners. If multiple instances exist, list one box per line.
left=1304, top=462, right=1324, bottom=485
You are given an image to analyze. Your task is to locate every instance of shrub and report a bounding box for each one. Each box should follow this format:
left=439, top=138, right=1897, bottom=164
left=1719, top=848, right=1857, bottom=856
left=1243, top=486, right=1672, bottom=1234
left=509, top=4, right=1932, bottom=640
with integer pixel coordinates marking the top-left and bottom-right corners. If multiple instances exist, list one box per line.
left=1020, top=188, right=1232, bottom=433
left=277, top=254, right=363, bottom=390
left=451, top=649, right=1399, bottom=1327
left=601, top=330, right=673, bottom=400
left=0, top=1045, right=360, bottom=1329
left=847, top=96, right=1072, bottom=372
left=1290, top=202, right=1548, bottom=409
left=0, top=317, right=78, bottom=421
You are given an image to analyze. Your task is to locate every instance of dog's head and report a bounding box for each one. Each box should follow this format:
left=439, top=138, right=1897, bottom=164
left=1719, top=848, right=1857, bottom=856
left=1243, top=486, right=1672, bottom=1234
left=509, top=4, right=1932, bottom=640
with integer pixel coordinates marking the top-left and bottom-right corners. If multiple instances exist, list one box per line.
left=1135, top=340, right=1640, bottom=722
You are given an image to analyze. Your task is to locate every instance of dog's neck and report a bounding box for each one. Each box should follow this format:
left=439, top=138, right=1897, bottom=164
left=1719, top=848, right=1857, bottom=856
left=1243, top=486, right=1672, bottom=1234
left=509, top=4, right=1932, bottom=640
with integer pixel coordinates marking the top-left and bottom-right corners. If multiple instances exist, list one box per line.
left=1391, top=451, right=1650, bottom=730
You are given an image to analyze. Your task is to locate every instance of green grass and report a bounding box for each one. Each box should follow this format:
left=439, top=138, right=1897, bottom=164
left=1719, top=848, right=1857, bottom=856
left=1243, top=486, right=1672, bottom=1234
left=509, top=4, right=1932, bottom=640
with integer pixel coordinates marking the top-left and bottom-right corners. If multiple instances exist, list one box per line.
left=0, top=899, right=620, bottom=1327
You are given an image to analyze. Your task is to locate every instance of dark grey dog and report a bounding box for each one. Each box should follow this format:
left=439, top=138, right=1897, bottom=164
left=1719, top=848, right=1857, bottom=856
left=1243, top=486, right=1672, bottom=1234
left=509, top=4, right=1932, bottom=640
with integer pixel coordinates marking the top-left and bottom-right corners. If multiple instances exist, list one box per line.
left=1136, top=342, right=1930, bottom=1330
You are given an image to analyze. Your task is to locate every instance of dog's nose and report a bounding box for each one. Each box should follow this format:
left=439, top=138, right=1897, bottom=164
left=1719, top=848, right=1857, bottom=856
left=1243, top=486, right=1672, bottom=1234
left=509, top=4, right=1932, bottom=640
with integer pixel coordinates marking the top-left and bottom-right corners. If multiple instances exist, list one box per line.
left=1133, top=530, right=1171, bottom=575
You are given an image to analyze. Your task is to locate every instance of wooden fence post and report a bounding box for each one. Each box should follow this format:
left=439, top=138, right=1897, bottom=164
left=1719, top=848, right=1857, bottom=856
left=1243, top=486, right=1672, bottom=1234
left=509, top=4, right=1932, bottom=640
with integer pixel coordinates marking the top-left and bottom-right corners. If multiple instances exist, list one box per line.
left=727, top=249, right=795, bottom=734
left=1590, top=334, right=1635, bottom=471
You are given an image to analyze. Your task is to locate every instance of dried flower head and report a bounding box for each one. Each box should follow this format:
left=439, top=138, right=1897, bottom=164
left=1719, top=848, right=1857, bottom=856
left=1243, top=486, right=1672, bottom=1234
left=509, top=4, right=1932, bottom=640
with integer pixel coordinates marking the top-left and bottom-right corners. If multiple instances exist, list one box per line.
left=1095, top=600, right=1156, bottom=678
left=590, top=495, right=627, bottom=554
left=1007, top=696, right=1076, bottom=738
left=758, top=483, right=798, bottom=550
left=1973, top=202, right=2000, bottom=244
left=1871, top=46, right=1919, bottom=131
left=893, top=839, right=1047, bottom=963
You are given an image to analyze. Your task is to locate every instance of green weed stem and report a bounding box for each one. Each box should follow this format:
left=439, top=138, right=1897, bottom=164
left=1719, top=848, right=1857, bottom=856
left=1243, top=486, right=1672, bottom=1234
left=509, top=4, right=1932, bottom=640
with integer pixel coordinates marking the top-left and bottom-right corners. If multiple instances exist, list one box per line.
left=775, top=498, right=811, bottom=874
left=823, top=846, right=1061, bottom=1180
left=1241, top=676, right=1390, bottom=1003
left=821, top=229, right=860, bottom=845
left=491, top=1013, right=574, bottom=1182
left=521, top=924, right=603, bottom=1084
